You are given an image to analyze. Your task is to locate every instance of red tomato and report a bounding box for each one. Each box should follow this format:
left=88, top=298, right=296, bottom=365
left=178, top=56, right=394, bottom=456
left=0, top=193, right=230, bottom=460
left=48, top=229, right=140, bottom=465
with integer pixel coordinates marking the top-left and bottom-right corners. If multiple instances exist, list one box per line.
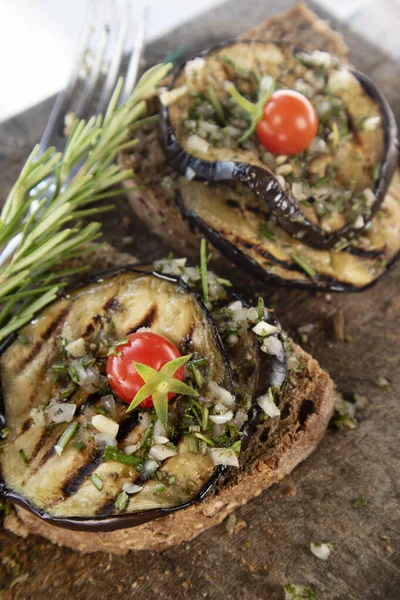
left=256, top=90, right=318, bottom=155
left=106, top=332, right=183, bottom=407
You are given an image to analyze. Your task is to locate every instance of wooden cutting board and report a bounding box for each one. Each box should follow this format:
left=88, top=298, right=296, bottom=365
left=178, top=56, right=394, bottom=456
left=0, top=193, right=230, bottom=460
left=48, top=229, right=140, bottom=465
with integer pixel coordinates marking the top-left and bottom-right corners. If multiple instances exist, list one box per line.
left=1, top=1, right=399, bottom=599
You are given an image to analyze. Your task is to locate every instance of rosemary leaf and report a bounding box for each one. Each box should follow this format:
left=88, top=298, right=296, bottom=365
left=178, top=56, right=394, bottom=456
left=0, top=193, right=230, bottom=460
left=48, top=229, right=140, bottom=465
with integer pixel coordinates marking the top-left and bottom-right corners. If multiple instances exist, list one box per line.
left=0, top=64, right=172, bottom=342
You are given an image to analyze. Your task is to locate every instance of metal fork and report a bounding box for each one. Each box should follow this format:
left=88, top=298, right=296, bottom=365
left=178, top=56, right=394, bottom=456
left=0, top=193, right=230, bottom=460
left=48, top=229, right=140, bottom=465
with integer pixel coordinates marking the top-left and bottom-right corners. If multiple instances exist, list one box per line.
left=39, top=0, right=147, bottom=153
left=0, top=0, right=146, bottom=267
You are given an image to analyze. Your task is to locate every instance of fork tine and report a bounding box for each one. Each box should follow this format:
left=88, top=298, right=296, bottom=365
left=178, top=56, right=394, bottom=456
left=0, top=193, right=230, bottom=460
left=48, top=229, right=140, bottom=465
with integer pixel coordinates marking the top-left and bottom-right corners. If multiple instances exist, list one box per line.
left=39, top=0, right=96, bottom=151
left=120, top=9, right=147, bottom=104
left=96, top=4, right=128, bottom=115
left=75, top=1, right=112, bottom=120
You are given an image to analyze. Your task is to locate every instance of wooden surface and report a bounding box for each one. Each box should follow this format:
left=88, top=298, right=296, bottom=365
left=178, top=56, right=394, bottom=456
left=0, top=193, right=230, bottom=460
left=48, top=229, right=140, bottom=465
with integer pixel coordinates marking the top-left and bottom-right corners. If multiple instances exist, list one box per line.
left=1, top=1, right=400, bottom=598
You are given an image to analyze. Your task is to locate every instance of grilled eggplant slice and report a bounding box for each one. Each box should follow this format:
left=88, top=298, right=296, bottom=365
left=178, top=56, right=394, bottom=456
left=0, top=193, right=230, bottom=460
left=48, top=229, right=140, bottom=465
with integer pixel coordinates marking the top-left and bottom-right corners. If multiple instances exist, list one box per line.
left=0, top=265, right=286, bottom=531
left=177, top=176, right=400, bottom=292
left=160, top=40, right=398, bottom=249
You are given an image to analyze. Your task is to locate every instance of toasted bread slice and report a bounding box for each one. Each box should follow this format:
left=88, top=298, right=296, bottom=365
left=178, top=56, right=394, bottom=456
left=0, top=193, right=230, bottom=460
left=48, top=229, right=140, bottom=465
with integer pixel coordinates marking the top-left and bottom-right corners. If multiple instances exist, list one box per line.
left=4, top=244, right=335, bottom=553
left=118, top=3, right=349, bottom=259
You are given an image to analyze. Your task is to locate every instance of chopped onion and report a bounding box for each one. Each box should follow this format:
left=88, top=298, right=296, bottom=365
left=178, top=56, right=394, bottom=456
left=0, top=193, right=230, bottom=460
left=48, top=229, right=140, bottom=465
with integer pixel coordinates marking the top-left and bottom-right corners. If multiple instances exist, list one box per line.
left=257, top=44, right=283, bottom=64
left=276, top=175, right=286, bottom=190
left=65, top=338, right=86, bottom=358
left=95, top=433, right=118, bottom=448
left=101, top=395, right=116, bottom=419
left=246, top=307, right=259, bottom=322
left=160, top=85, right=188, bottom=106
left=184, top=57, right=206, bottom=79
left=363, top=188, right=376, bottom=208
left=142, top=459, right=159, bottom=478
left=185, top=166, right=196, bottom=181
left=47, top=403, right=76, bottom=424
left=186, top=134, right=209, bottom=154
left=227, top=334, right=239, bottom=346
left=301, top=50, right=334, bottom=69
left=310, top=542, right=333, bottom=560
left=153, top=419, right=166, bottom=437
left=260, top=75, right=274, bottom=91
left=309, top=136, right=328, bottom=154
left=209, top=410, right=234, bottom=424
left=153, top=435, right=170, bottom=444
left=30, top=406, right=46, bottom=427
left=354, top=215, right=364, bottom=229
left=209, top=448, right=239, bottom=468
left=122, top=482, right=142, bottom=495
left=328, top=68, right=354, bottom=93
left=199, top=121, right=219, bottom=133
left=225, top=125, right=242, bottom=137
left=363, top=116, right=380, bottom=130
left=276, top=164, right=293, bottom=176
left=253, top=321, right=280, bottom=337
left=257, top=389, right=281, bottom=418
left=234, top=408, right=248, bottom=429
left=148, top=444, right=177, bottom=461
left=228, top=300, right=243, bottom=311
left=124, top=443, right=140, bottom=455
left=92, top=414, right=119, bottom=437
left=261, top=336, right=283, bottom=357
left=291, top=182, right=307, bottom=202
left=211, top=423, right=226, bottom=438
left=207, top=382, right=235, bottom=408
left=70, top=359, right=104, bottom=393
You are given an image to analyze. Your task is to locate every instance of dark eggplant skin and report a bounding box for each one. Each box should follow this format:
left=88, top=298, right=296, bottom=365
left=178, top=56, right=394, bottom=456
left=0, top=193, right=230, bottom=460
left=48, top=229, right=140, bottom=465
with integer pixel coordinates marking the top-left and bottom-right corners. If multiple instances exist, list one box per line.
left=159, top=39, right=399, bottom=250
left=176, top=187, right=400, bottom=294
left=0, top=264, right=287, bottom=532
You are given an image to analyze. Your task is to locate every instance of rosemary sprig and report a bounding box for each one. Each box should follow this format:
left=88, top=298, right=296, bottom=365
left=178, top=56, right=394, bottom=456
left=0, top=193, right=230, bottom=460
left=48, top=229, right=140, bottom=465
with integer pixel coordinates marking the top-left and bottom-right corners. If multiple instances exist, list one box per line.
left=227, top=78, right=275, bottom=143
left=0, top=63, right=172, bottom=341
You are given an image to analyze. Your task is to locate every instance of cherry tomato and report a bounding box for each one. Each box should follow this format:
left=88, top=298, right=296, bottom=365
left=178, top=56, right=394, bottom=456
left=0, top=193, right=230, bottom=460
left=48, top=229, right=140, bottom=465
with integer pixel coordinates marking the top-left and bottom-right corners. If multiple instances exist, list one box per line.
left=256, top=90, right=318, bottom=155
left=106, top=331, right=184, bottom=407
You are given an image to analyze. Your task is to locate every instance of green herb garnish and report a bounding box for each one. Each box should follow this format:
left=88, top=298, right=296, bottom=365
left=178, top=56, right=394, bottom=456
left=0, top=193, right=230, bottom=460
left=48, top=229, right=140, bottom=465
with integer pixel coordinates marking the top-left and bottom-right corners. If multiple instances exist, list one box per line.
left=227, top=78, right=275, bottom=143
left=18, top=334, right=29, bottom=344
left=259, top=222, right=275, bottom=242
left=114, top=491, right=129, bottom=512
left=190, top=361, right=204, bottom=388
left=19, top=449, right=29, bottom=464
left=257, top=297, right=265, bottom=320
left=54, top=422, right=79, bottom=456
left=90, top=474, right=103, bottom=491
left=208, top=86, right=225, bottom=124
left=291, top=254, right=316, bottom=279
left=104, top=446, right=143, bottom=467
left=353, top=495, right=368, bottom=508
left=154, top=483, right=165, bottom=495
left=73, top=442, right=85, bottom=451
left=200, top=238, right=209, bottom=303
left=0, top=63, right=172, bottom=342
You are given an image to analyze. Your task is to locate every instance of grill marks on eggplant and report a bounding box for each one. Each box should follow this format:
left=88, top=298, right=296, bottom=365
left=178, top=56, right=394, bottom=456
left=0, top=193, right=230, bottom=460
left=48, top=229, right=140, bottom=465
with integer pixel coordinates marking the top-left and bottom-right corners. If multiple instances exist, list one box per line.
left=20, top=305, right=72, bottom=369
left=177, top=177, right=400, bottom=291
left=126, top=303, right=158, bottom=333
left=161, top=39, right=398, bottom=250
left=0, top=270, right=240, bottom=520
left=62, top=449, right=102, bottom=497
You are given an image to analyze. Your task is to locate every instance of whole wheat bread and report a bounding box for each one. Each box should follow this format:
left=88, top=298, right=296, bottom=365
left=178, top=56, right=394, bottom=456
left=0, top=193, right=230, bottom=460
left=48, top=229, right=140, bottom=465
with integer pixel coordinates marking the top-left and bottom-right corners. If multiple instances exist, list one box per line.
left=4, top=244, right=335, bottom=553
left=118, top=3, right=349, bottom=260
